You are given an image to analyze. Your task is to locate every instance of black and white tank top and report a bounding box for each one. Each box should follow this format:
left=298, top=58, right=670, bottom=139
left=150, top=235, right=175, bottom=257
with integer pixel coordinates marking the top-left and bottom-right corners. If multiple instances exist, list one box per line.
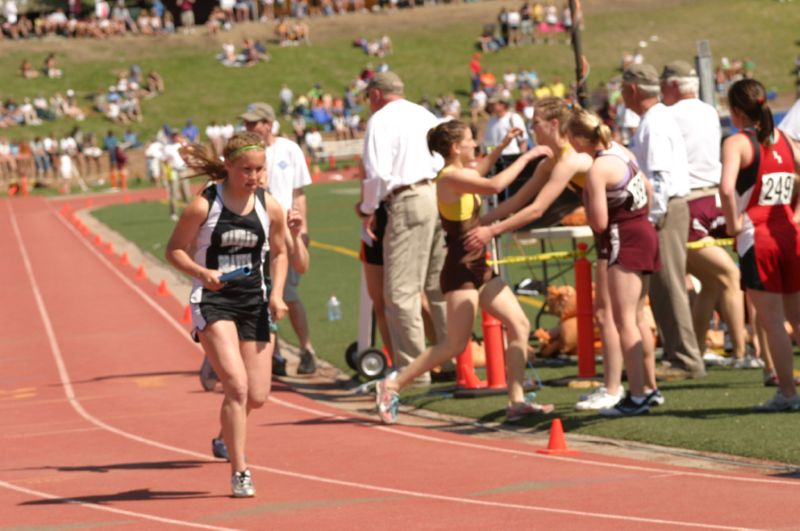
left=189, top=183, right=270, bottom=307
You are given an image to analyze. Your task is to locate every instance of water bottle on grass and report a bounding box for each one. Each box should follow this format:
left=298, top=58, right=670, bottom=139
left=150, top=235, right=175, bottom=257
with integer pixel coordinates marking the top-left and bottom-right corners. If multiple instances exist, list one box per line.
left=327, top=294, right=341, bottom=321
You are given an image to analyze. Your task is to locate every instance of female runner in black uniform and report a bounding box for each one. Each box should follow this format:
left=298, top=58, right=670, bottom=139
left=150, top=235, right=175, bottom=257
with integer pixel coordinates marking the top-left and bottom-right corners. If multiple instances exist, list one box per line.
left=166, top=131, right=288, bottom=497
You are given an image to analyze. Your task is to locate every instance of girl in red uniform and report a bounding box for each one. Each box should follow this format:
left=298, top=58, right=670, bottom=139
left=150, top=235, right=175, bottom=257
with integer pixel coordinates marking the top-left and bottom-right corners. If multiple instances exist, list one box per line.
left=566, top=109, right=661, bottom=416
left=719, top=79, right=800, bottom=412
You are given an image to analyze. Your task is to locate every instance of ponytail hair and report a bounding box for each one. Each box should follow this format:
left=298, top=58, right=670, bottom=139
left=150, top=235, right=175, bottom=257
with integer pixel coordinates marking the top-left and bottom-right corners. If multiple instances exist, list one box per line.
left=179, top=131, right=265, bottom=181
left=564, top=108, right=612, bottom=149
left=427, top=119, right=468, bottom=159
left=727, top=78, right=774, bottom=146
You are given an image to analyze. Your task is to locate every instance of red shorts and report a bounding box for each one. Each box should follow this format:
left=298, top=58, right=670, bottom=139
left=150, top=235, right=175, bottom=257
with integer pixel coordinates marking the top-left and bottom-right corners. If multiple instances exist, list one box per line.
left=687, top=194, right=727, bottom=242
left=739, top=225, right=800, bottom=293
left=596, top=217, right=660, bottom=274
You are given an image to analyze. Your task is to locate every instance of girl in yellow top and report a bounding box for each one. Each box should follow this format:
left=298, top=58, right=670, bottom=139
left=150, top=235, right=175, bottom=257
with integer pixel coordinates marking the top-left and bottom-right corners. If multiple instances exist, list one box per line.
left=465, top=97, right=642, bottom=412
left=375, top=120, right=554, bottom=424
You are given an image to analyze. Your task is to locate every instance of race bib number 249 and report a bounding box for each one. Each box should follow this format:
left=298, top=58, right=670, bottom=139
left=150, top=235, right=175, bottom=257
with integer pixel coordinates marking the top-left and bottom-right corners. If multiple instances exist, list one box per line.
left=758, top=172, right=794, bottom=206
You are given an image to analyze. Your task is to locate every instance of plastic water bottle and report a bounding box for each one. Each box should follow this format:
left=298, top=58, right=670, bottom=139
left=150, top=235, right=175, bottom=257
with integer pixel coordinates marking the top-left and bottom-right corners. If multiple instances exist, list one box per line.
left=326, top=294, right=341, bottom=321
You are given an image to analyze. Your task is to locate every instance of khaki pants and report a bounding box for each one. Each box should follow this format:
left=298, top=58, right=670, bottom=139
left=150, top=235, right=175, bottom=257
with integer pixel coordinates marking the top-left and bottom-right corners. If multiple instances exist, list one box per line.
left=382, top=183, right=447, bottom=381
left=649, top=197, right=706, bottom=376
left=169, top=171, right=191, bottom=218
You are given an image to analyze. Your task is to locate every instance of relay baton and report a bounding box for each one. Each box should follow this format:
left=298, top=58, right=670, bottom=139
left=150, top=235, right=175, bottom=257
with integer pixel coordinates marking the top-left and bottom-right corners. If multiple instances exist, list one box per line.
left=219, top=266, right=251, bottom=282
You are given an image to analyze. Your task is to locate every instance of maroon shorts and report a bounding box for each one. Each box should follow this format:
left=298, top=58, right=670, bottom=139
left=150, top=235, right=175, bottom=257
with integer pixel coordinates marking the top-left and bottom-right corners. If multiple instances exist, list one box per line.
left=596, top=217, right=660, bottom=274
left=687, top=194, right=727, bottom=242
left=739, top=225, right=800, bottom=294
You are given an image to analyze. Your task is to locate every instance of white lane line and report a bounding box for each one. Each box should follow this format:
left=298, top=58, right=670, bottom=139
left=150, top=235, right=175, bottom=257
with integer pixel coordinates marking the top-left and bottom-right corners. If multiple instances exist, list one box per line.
left=19, top=201, right=765, bottom=530
left=269, top=397, right=800, bottom=488
left=4, top=202, right=239, bottom=531
left=0, top=479, right=238, bottom=531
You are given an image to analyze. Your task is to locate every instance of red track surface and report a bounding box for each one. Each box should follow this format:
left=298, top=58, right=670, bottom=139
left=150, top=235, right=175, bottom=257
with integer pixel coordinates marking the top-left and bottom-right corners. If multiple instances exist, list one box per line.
left=2, top=193, right=798, bottom=530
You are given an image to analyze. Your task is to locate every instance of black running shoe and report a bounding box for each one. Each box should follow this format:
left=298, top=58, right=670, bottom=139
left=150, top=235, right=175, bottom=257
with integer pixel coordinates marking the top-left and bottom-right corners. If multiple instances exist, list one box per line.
left=297, top=350, right=317, bottom=375
left=599, top=393, right=650, bottom=417
left=272, top=354, right=287, bottom=376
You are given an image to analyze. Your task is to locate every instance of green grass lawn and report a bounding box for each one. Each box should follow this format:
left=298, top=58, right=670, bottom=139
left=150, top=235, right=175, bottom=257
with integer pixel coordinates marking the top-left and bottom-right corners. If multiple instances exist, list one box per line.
left=93, top=180, right=800, bottom=466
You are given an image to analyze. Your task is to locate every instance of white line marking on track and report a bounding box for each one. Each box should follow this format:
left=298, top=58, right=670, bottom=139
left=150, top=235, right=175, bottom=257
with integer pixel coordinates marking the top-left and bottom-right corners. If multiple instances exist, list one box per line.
left=3, top=201, right=771, bottom=530
left=0, top=479, right=239, bottom=531
left=269, top=396, right=800, bottom=488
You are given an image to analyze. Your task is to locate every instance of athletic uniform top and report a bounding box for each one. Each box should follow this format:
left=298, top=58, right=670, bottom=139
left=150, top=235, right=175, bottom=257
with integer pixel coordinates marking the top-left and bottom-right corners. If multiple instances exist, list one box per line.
left=437, top=165, right=481, bottom=222
left=562, top=142, right=588, bottom=194
left=435, top=165, right=494, bottom=293
left=595, top=142, right=649, bottom=224
left=734, top=129, right=796, bottom=256
left=189, top=183, right=271, bottom=306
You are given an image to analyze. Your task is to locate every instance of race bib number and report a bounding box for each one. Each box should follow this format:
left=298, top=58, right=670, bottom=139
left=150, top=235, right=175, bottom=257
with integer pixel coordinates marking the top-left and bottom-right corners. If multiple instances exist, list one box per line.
left=625, top=173, right=648, bottom=211
left=758, top=172, right=794, bottom=206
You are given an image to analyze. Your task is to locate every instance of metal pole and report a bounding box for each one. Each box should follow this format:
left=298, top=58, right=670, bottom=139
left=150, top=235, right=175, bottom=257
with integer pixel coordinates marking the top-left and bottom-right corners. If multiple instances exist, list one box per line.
left=569, top=0, right=589, bottom=108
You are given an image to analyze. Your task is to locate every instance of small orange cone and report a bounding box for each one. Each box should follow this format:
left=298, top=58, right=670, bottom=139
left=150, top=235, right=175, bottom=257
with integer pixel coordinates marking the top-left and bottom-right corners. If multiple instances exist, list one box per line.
left=104, top=241, right=114, bottom=254
left=135, top=265, right=147, bottom=280
left=537, top=418, right=578, bottom=455
left=157, top=280, right=170, bottom=296
left=311, top=164, right=321, bottom=183
left=94, top=235, right=103, bottom=246
left=181, top=305, right=191, bottom=324
left=328, top=154, right=336, bottom=170
left=123, top=193, right=132, bottom=204
left=119, top=252, right=130, bottom=266
left=60, top=204, right=71, bottom=216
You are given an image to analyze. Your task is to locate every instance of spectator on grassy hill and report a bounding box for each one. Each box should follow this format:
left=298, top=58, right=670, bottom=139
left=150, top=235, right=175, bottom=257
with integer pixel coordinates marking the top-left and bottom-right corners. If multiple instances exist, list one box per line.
left=20, top=59, right=38, bottom=79
left=623, top=63, right=706, bottom=381
left=179, top=0, right=196, bottom=33
left=357, top=71, right=448, bottom=385
left=182, top=119, right=199, bottom=143
left=304, top=126, right=323, bottom=161
left=145, top=137, right=164, bottom=185
left=660, top=60, right=750, bottom=370
left=279, top=84, right=294, bottom=117
left=240, top=102, right=317, bottom=376
left=82, top=132, right=103, bottom=177
left=719, top=78, right=800, bottom=412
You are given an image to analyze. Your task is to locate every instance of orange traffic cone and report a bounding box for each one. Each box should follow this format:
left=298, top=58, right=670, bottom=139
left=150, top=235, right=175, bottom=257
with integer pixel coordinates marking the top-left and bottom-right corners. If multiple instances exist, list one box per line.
left=157, top=280, right=170, bottom=296
left=94, top=235, right=103, bottom=246
left=135, top=265, right=147, bottom=280
left=60, top=204, right=71, bottom=216
left=537, top=418, right=579, bottom=455
left=119, top=251, right=130, bottom=266
left=181, top=305, right=191, bottom=324
left=123, top=193, right=132, bottom=204
left=104, top=241, right=114, bottom=254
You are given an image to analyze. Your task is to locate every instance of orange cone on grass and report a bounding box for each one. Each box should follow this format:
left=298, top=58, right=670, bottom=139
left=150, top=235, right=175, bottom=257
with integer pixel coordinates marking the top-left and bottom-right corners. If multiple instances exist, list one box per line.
left=94, top=235, right=103, bottom=246
left=537, top=418, right=578, bottom=455
left=104, top=241, right=114, bottom=254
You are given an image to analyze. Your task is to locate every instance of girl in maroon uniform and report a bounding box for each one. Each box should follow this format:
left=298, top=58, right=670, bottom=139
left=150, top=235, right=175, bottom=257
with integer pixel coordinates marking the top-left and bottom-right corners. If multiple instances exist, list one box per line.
left=719, top=79, right=800, bottom=412
left=567, top=109, right=661, bottom=416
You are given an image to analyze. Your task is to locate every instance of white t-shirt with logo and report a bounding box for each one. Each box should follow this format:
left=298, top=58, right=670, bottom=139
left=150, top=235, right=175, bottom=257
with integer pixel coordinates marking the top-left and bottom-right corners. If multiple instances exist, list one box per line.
left=265, top=137, right=311, bottom=213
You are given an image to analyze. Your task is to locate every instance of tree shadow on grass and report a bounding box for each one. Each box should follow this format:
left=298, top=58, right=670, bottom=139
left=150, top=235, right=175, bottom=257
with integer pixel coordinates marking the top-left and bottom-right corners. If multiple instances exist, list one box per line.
left=20, top=488, right=219, bottom=506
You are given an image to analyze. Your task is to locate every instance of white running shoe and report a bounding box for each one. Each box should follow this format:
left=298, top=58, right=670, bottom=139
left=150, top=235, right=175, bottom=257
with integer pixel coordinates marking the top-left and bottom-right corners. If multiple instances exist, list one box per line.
left=575, top=387, right=624, bottom=411
left=375, top=379, right=399, bottom=424
left=231, top=469, right=255, bottom=498
left=753, top=391, right=800, bottom=412
left=579, top=385, right=607, bottom=402
left=731, top=355, right=765, bottom=369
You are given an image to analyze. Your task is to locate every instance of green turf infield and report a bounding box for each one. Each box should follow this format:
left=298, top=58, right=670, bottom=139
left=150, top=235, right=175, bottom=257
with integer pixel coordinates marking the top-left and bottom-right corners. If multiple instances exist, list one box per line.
left=93, top=180, right=800, bottom=466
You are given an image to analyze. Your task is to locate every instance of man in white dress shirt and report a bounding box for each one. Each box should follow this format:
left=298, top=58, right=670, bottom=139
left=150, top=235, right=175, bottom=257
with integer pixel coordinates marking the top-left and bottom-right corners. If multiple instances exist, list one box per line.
left=624, top=63, right=706, bottom=380
left=357, top=71, right=447, bottom=383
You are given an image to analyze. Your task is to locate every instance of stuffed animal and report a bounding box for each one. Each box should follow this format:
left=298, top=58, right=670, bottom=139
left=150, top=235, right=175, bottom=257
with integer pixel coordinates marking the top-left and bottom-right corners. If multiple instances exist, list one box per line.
left=534, top=285, right=579, bottom=357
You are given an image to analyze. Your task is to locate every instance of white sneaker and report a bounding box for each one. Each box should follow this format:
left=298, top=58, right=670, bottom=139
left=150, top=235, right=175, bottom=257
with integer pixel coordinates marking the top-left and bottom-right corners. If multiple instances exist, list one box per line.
left=579, top=385, right=607, bottom=402
left=231, top=469, right=255, bottom=498
left=731, top=355, right=765, bottom=369
left=575, top=387, right=624, bottom=411
left=702, top=351, right=729, bottom=366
